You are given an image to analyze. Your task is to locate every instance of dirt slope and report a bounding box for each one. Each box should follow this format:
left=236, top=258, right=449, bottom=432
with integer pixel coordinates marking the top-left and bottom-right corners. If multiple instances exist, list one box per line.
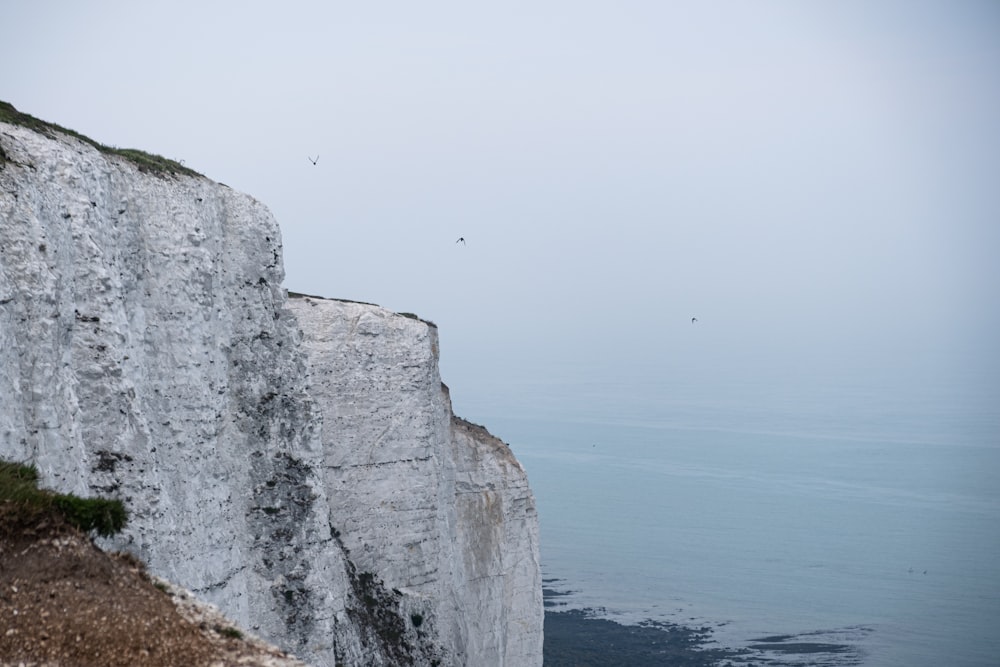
left=1, top=518, right=308, bottom=667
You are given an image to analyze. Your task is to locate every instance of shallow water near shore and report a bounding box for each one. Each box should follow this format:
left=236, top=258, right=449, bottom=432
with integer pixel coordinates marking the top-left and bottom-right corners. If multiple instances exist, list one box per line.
left=457, top=369, right=1000, bottom=666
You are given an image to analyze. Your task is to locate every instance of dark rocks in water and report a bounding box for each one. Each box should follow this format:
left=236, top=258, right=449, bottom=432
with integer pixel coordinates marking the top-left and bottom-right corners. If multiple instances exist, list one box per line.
left=543, top=608, right=744, bottom=667
left=541, top=585, right=869, bottom=667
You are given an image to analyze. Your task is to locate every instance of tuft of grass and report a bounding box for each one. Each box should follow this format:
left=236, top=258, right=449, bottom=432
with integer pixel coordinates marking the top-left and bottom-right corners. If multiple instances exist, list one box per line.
left=0, top=459, right=127, bottom=537
left=0, top=100, right=201, bottom=178
left=215, top=625, right=244, bottom=640
left=0, top=460, right=39, bottom=484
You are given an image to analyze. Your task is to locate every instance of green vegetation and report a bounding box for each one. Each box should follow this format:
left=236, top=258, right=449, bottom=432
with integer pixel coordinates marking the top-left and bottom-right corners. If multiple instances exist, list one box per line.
left=215, top=625, right=244, bottom=640
left=0, top=100, right=201, bottom=178
left=0, top=459, right=127, bottom=537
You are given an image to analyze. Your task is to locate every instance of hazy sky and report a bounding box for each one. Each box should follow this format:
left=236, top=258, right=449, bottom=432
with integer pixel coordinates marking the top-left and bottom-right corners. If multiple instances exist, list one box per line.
left=3, top=1, right=999, bottom=416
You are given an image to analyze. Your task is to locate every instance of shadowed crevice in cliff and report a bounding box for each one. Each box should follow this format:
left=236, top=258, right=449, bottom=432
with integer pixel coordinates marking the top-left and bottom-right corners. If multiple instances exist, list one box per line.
left=248, top=452, right=319, bottom=640
left=228, top=276, right=329, bottom=656
left=331, top=530, right=445, bottom=667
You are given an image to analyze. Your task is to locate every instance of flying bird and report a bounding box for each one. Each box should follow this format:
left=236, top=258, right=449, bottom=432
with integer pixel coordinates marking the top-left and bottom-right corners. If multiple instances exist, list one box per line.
left=308, top=155, right=319, bottom=165
left=691, top=317, right=698, bottom=323
left=456, top=237, right=466, bottom=245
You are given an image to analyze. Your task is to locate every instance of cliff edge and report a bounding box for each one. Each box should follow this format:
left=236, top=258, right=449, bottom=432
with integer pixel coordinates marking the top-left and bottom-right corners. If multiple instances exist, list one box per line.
left=0, top=103, right=542, bottom=666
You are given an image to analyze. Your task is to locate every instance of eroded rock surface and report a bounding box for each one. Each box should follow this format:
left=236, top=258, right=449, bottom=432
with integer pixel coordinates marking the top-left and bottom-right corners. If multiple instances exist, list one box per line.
left=290, top=296, right=543, bottom=666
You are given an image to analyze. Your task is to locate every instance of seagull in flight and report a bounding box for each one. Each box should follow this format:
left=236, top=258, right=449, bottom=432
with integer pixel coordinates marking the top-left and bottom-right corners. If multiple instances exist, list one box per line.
left=456, top=237, right=466, bottom=245
left=308, top=155, right=319, bottom=165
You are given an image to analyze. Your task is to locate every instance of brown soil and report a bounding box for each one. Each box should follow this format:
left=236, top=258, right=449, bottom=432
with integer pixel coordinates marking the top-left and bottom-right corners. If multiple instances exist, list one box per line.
left=0, top=518, right=307, bottom=667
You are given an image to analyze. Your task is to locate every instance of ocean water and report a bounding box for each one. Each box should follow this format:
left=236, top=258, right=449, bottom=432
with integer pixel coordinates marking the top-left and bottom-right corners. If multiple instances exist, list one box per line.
left=456, top=370, right=1000, bottom=666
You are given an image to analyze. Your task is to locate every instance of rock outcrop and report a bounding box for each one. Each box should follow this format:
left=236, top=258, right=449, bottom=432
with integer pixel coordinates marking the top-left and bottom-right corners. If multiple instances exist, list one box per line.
left=290, top=297, right=542, bottom=666
left=0, top=107, right=542, bottom=666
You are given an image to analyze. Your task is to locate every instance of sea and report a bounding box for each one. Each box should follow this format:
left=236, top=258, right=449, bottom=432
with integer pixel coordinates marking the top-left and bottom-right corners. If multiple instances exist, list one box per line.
left=452, top=366, right=1000, bottom=666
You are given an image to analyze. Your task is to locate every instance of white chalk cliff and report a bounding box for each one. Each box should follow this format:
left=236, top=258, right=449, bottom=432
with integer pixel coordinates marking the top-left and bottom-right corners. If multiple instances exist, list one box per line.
left=0, top=108, right=543, bottom=666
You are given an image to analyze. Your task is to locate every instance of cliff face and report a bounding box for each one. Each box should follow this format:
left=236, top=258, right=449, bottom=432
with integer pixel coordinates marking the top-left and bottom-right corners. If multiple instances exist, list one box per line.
left=0, top=114, right=542, bottom=666
left=289, top=297, right=542, bottom=666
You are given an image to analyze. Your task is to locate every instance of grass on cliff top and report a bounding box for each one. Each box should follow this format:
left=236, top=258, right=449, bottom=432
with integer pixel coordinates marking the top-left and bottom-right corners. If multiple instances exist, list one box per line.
left=0, top=459, right=127, bottom=538
left=286, top=291, right=438, bottom=328
left=0, top=100, right=201, bottom=178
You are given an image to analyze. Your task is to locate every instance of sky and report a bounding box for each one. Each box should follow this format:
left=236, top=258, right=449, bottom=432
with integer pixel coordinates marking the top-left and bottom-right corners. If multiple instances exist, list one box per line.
left=3, top=0, right=999, bottom=419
